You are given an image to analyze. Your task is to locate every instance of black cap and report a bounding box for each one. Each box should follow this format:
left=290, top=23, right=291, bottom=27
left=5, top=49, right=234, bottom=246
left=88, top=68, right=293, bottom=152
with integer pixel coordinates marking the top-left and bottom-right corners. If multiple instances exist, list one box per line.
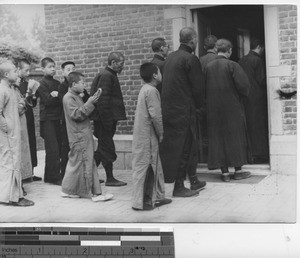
left=61, top=61, right=75, bottom=69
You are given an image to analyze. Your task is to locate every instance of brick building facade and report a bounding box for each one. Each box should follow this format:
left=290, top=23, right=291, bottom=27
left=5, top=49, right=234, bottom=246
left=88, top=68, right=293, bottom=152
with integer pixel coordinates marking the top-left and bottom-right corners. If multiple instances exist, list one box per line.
left=42, top=4, right=297, bottom=174
left=44, top=4, right=173, bottom=134
left=278, top=5, right=297, bottom=134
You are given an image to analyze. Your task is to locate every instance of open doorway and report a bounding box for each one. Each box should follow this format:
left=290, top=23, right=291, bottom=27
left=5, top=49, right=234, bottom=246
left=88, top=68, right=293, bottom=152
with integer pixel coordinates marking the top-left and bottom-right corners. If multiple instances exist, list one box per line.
left=195, top=5, right=270, bottom=165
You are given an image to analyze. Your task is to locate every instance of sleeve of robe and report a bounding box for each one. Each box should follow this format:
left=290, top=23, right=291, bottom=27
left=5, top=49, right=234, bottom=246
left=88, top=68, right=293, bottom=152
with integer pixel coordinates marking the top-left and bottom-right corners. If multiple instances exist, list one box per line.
left=145, top=88, right=163, bottom=139
left=186, top=55, right=205, bottom=110
left=58, top=81, right=68, bottom=104
left=231, top=62, right=251, bottom=97
left=0, top=90, right=8, bottom=133
left=65, top=96, right=95, bottom=123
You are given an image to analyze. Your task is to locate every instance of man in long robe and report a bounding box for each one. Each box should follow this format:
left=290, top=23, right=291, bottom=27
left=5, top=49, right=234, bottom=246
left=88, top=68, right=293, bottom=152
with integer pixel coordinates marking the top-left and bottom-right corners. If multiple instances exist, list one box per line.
left=198, top=35, right=218, bottom=162
left=61, top=72, right=113, bottom=201
left=238, top=38, right=269, bottom=163
left=0, top=61, right=34, bottom=207
left=150, top=37, right=169, bottom=94
left=204, top=39, right=252, bottom=182
left=160, top=27, right=206, bottom=197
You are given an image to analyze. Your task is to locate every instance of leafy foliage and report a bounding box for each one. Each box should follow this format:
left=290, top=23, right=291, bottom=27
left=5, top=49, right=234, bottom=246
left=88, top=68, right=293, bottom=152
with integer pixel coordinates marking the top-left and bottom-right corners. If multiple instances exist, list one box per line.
left=0, top=5, right=45, bottom=65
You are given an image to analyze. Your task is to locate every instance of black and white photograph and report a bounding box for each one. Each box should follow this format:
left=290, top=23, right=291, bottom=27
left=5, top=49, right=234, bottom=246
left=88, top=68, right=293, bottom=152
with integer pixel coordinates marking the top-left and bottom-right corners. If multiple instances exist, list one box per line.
left=0, top=3, right=297, bottom=225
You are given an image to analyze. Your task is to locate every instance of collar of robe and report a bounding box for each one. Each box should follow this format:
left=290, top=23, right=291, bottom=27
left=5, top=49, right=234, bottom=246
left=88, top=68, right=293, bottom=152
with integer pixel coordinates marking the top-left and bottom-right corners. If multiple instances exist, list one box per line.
left=44, top=74, right=54, bottom=79
left=249, top=50, right=261, bottom=57
left=153, top=54, right=165, bottom=61
left=68, top=88, right=81, bottom=95
left=179, top=44, right=193, bottom=53
left=105, top=66, right=118, bottom=75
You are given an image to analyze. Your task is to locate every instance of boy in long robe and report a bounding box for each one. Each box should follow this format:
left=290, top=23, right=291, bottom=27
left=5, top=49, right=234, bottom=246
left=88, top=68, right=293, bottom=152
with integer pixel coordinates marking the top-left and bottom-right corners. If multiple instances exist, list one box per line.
left=61, top=71, right=113, bottom=202
left=0, top=61, right=34, bottom=207
left=132, top=63, right=171, bottom=210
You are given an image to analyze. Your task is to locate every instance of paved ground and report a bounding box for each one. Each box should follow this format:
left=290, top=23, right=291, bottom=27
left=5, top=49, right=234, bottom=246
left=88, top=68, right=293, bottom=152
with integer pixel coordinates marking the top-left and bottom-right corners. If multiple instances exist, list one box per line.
left=0, top=151, right=296, bottom=223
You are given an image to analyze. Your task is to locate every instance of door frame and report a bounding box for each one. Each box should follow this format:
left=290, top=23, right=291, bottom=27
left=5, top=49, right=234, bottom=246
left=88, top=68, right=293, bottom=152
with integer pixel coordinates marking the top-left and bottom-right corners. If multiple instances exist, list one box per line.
left=164, top=5, right=296, bottom=174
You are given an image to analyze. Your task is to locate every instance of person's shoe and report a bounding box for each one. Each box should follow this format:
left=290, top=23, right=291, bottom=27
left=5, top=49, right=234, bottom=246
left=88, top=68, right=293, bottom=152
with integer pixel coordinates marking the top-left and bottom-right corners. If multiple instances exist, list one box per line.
left=92, top=193, right=114, bottom=202
left=99, top=179, right=104, bottom=184
left=105, top=178, right=127, bottom=187
left=11, top=198, right=34, bottom=207
left=173, top=187, right=199, bottom=197
left=189, top=175, right=206, bottom=191
left=132, top=204, right=154, bottom=211
left=221, top=173, right=231, bottom=182
left=32, top=176, right=42, bottom=181
left=155, top=198, right=172, bottom=207
left=60, top=191, right=80, bottom=198
left=233, top=170, right=251, bottom=180
left=191, top=181, right=206, bottom=191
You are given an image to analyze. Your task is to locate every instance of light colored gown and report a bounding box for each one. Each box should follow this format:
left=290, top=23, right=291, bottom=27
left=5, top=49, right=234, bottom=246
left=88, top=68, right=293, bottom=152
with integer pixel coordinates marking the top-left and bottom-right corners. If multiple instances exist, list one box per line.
left=132, top=84, right=165, bottom=209
left=61, top=88, right=102, bottom=197
left=0, top=81, right=23, bottom=203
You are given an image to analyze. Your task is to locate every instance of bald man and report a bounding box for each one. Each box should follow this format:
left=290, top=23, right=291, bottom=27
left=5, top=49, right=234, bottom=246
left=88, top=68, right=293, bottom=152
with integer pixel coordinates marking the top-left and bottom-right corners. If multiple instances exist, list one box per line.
left=160, top=27, right=206, bottom=197
left=0, top=61, right=34, bottom=207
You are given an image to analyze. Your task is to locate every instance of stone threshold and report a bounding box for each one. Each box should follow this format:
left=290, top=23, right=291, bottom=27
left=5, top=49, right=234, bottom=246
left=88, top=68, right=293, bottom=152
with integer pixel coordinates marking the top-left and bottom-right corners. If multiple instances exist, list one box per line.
left=197, top=163, right=271, bottom=176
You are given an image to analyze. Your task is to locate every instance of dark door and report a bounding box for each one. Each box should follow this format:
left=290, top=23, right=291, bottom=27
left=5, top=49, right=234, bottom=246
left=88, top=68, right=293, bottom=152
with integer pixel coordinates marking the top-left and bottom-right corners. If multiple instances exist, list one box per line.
left=195, top=5, right=269, bottom=164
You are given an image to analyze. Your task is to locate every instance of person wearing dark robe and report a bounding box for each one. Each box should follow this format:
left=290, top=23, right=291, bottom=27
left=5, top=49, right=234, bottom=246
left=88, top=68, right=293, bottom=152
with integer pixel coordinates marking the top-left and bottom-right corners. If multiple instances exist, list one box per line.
left=160, top=27, right=206, bottom=197
left=58, top=61, right=90, bottom=179
left=150, top=38, right=169, bottom=94
left=198, top=35, right=218, bottom=162
left=199, top=35, right=218, bottom=72
left=37, top=57, right=62, bottom=185
left=238, top=38, right=269, bottom=164
left=18, top=59, right=41, bottom=182
left=90, top=52, right=127, bottom=187
left=204, top=38, right=252, bottom=182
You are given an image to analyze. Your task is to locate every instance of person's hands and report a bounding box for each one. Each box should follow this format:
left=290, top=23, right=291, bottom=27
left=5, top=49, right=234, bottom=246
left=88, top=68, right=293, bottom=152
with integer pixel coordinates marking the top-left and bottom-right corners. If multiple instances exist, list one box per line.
left=89, top=88, right=102, bottom=104
left=50, top=91, right=58, bottom=97
left=28, top=79, right=40, bottom=94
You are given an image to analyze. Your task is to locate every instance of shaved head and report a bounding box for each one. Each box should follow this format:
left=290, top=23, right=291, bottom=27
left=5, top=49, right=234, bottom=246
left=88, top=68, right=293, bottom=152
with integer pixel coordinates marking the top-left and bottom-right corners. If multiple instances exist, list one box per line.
left=0, top=61, right=19, bottom=83
left=0, top=61, right=15, bottom=79
left=179, top=27, right=197, bottom=44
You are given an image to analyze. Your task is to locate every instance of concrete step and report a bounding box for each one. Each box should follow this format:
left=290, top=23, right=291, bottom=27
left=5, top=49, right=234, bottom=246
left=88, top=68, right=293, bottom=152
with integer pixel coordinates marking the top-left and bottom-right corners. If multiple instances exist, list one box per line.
left=197, top=163, right=271, bottom=175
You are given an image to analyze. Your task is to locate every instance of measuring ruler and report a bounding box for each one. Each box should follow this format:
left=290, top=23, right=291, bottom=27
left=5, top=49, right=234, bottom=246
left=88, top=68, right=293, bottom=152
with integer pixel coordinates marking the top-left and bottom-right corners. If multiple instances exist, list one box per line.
left=0, top=227, right=174, bottom=257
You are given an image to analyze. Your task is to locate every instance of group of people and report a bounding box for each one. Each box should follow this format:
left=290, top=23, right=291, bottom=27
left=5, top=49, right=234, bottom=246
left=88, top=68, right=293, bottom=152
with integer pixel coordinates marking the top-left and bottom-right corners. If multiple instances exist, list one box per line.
left=0, top=26, right=268, bottom=211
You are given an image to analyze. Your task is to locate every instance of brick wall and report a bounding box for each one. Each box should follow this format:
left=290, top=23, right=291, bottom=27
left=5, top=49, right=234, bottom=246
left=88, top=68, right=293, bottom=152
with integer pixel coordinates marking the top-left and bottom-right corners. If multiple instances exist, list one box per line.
left=278, top=5, right=297, bottom=135
left=44, top=4, right=173, bottom=134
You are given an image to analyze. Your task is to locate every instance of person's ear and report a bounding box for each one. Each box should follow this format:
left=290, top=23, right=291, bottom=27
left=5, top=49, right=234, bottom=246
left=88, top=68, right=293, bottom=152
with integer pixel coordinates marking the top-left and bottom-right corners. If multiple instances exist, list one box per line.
left=4, top=72, right=9, bottom=78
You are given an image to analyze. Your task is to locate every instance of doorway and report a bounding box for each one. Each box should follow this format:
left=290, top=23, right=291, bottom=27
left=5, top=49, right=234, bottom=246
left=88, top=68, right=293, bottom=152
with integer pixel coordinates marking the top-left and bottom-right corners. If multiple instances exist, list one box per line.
left=194, top=5, right=270, bottom=165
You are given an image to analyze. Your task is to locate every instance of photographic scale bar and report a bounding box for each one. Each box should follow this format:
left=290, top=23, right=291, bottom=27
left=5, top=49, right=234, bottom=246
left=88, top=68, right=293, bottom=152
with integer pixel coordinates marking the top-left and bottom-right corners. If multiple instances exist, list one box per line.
left=0, top=227, right=175, bottom=257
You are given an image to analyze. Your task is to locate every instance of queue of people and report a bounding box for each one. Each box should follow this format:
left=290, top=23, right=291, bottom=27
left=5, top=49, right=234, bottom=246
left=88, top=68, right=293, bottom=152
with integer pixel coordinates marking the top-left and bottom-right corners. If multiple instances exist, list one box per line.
left=0, top=26, right=267, bottom=210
